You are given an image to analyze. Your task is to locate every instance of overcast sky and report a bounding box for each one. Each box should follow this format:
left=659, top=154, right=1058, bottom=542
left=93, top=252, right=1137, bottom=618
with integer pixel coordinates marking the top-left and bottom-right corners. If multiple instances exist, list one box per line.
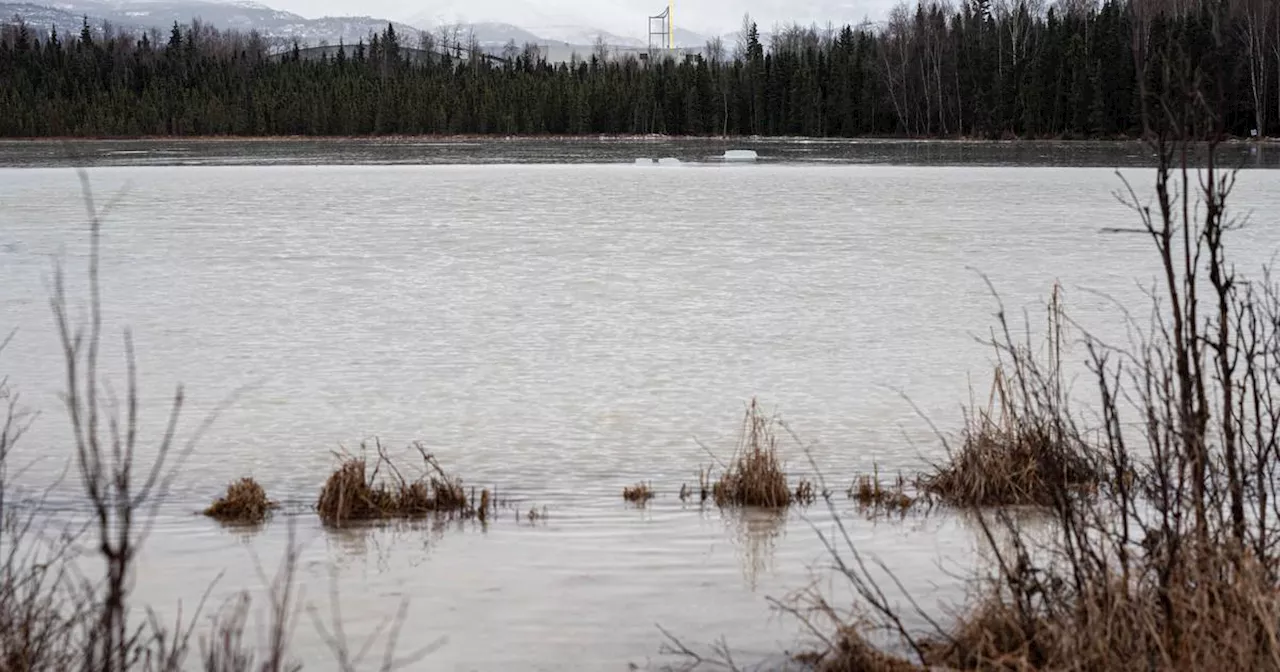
left=257, top=0, right=898, bottom=37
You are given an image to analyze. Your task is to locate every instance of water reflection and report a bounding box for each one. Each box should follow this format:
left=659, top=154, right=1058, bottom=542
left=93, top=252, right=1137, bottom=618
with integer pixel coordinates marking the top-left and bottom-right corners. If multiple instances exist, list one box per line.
left=321, top=518, right=450, bottom=572
left=210, top=517, right=269, bottom=543
left=952, top=506, right=1059, bottom=575
left=723, top=507, right=789, bottom=590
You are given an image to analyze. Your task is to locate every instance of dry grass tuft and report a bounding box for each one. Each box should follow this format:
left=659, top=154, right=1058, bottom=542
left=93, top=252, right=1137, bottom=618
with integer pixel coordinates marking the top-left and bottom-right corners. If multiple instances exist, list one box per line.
left=920, top=413, right=1098, bottom=507
left=679, top=466, right=714, bottom=504
left=794, top=478, right=816, bottom=504
left=623, top=481, right=654, bottom=503
left=920, top=282, right=1100, bottom=508
left=711, top=399, right=798, bottom=508
left=478, top=488, right=491, bottom=523
left=316, top=440, right=475, bottom=525
left=203, top=477, right=276, bottom=524
left=811, top=626, right=927, bottom=672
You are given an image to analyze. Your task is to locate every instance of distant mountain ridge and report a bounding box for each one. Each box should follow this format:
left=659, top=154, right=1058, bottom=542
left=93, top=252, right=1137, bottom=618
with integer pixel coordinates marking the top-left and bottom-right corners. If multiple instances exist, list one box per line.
left=2, top=0, right=424, bottom=46
left=2, top=0, right=716, bottom=48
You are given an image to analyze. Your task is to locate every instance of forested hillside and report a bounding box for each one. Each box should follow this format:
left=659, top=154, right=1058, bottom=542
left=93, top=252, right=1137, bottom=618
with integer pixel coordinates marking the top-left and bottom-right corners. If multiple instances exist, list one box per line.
left=1, top=0, right=1278, bottom=138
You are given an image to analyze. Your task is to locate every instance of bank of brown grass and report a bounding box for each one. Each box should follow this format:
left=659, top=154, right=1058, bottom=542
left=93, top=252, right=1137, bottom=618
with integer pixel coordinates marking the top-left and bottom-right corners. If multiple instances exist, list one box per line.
left=810, top=544, right=1280, bottom=672
left=711, top=399, right=798, bottom=508
left=202, top=477, right=276, bottom=524
left=809, top=627, right=926, bottom=672
left=623, top=482, right=654, bottom=503
left=316, top=441, right=473, bottom=525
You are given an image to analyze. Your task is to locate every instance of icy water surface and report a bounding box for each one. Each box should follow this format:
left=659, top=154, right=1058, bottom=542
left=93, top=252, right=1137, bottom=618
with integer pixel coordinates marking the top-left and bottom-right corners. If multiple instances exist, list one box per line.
left=2, top=136, right=1279, bottom=168
left=1, top=140, right=1279, bottom=670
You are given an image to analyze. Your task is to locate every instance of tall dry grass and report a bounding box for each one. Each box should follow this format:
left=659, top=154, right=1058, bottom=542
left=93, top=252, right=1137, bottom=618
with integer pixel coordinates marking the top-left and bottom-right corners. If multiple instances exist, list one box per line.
left=919, top=283, right=1103, bottom=508
left=710, top=398, right=811, bottom=508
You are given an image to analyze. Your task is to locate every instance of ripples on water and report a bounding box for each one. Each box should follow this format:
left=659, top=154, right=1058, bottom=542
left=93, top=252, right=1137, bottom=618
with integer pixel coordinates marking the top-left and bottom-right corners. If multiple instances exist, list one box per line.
left=1, top=140, right=1279, bottom=669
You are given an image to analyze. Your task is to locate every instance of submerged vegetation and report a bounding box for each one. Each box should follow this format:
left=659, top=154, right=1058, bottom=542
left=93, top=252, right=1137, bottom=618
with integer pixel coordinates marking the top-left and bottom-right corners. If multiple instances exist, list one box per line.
left=922, top=411, right=1100, bottom=508
left=848, top=470, right=916, bottom=513
left=623, top=482, right=655, bottom=504
left=316, top=441, right=476, bottom=525
left=922, top=409, right=1100, bottom=508
left=203, top=476, right=276, bottom=524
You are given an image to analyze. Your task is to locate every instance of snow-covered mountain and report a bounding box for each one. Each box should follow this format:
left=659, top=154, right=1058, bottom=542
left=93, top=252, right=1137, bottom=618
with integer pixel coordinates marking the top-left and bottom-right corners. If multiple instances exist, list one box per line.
left=0, top=2, right=151, bottom=36
left=404, top=0, right=717, bottom=46
left=2, top=0, right=839, bottom=51
left=3, top=0, right=423, bottom=46
left=435, top=21, right=543, bottom=47
left=531, top=25, right=645, bottom=48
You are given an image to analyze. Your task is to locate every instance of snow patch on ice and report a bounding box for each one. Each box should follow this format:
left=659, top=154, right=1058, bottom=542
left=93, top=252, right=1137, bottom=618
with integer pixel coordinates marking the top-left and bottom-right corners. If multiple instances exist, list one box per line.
left=722, top=149, right=759, bottom=162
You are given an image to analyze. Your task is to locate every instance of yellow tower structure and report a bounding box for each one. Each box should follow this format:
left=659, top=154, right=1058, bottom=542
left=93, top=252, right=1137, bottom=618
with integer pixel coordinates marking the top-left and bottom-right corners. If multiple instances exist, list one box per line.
left=668, top=0, right=674, bottom=49
left=646, top=2, right=675, bottom=59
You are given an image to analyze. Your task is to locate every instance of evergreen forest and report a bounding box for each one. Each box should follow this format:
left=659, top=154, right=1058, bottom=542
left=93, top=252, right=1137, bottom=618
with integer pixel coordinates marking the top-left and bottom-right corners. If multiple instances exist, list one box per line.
left=1, top=0, right=1278, bottom=138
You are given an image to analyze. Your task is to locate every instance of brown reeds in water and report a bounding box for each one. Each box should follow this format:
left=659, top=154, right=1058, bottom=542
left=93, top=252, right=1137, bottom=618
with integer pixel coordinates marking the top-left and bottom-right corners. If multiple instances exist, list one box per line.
left=679, top=466, right=714, bottom=504
left=848, top=468, right=915, bottom=513
left=203, top=477, right=277, bottom=524
left=920, top=413, right=1098, bottom=507
left=316, top=440, right=477, bottom=525
left=921, top=285, right=1100, bottom=507
left=710, top=398, right=807, bottom=508
left=623, top=481, right=654, bottom=503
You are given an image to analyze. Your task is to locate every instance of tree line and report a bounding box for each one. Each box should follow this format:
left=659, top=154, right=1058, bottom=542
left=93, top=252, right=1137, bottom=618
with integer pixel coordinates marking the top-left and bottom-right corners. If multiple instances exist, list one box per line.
left=1, top=0, right=1278, bottom=138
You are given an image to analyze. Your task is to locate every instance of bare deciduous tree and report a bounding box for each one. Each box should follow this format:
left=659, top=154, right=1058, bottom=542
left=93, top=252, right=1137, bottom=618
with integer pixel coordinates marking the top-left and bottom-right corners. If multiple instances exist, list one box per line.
left=704, top=36, right=725, bottom=64
left=1235, top=0, right=1270, bottom=136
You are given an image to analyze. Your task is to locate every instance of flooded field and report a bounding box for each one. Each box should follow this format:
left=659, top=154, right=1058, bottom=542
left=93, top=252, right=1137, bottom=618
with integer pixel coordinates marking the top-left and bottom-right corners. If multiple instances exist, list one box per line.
left=1, top=139, right=1278, bottom=670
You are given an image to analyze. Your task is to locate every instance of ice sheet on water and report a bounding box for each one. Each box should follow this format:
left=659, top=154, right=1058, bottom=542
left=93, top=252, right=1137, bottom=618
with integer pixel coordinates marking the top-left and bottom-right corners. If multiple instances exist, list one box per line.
left=634, top=158, right=656, bottom=165
left=658, top=157, right=681, bottom=165
left=723, top=149, right=759, bottom=162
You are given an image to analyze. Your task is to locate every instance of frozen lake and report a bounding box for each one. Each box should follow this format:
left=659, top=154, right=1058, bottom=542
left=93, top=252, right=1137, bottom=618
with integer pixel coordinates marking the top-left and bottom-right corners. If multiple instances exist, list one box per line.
left=1, top=139, right=1278, bottom=670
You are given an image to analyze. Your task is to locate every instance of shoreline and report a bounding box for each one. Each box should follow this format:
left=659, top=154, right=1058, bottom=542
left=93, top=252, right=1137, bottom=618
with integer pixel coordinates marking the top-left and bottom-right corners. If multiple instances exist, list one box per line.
left=2, top=133, right=1277, bottom=145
